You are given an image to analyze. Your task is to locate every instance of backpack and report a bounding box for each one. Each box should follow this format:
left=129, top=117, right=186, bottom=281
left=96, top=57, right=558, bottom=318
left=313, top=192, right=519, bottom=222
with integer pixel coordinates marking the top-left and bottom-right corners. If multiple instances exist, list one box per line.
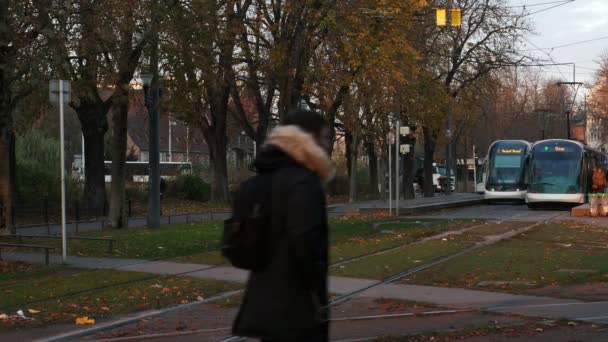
left=222, top=172, right=280, bottom=271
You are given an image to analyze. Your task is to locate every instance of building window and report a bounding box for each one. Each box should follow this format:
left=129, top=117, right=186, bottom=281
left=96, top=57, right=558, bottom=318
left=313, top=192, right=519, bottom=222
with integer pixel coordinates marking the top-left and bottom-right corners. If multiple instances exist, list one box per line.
left=140, top=151, right=149, bottom=162
left=160, top=152, right=168, bottom=162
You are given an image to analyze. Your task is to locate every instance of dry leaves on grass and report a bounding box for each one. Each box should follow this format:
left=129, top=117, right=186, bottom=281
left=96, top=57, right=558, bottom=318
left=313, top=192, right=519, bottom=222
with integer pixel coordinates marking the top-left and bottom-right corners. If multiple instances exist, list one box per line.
left=0, top=260, right=35, bottom=274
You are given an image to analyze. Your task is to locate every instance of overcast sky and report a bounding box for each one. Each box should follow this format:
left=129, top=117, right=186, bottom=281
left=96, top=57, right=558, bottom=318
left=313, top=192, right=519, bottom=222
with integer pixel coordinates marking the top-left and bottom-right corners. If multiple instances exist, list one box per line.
left=508, top=0, right=608, bottom=85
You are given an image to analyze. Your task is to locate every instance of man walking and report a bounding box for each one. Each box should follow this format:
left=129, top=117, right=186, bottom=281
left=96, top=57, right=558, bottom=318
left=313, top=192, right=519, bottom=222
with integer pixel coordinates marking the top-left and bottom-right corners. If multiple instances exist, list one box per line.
left=233, top=110, right=334, bottom=342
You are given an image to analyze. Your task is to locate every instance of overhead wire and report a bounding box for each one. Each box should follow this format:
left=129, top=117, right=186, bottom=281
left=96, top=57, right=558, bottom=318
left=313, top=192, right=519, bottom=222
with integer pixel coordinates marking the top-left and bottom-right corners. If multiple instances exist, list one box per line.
left=505, top=0, right=575, bottom=8
left=520, top=36, right=608, bottom=52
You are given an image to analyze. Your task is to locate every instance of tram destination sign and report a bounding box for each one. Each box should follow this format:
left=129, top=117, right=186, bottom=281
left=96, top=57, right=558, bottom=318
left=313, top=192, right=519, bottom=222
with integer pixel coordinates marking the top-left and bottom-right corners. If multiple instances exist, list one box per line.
left=541, top=145, right=577, bottom=153
left=497, top=148, right=523, bottom=154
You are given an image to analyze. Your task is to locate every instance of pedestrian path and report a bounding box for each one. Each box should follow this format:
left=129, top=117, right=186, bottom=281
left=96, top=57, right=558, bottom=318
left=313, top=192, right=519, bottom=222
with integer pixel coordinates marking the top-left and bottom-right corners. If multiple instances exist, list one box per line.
left=331, top=193, right=484, bottom=215
left=6, top=252, right=606, bottom=324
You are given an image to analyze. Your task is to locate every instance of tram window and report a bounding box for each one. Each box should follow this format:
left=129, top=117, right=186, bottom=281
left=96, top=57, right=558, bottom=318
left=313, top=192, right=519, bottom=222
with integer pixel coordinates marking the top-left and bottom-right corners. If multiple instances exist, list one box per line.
left=530, top=151, right=582, bottom=193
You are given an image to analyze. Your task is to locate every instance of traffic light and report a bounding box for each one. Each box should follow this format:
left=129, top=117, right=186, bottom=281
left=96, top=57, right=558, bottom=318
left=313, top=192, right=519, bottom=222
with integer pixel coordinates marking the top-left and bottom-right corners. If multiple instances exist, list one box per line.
left=436, top=9, right=446, bottom=26
left=451, top=9, right=461, bottom=27
left=436, top=8, right=461, bottom=27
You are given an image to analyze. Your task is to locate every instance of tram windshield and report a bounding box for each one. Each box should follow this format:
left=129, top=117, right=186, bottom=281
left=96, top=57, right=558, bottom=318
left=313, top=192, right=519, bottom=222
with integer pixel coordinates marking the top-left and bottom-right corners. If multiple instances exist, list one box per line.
left=486, top=142, right=528, bottom=191
left=529, top=142, right=582, bottom=194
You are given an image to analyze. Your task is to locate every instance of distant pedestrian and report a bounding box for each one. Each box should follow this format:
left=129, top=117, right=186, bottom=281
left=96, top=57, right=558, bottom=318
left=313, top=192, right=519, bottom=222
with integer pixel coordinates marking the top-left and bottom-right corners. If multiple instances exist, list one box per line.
left=232, top=109, right=334, bottom=342
left=592, top=166, right=606, bottom=193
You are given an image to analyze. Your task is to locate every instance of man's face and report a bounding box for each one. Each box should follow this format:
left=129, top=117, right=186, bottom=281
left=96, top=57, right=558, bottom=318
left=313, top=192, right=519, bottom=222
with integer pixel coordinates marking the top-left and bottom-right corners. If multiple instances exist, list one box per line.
left=316, top=127, right=331, bottom=152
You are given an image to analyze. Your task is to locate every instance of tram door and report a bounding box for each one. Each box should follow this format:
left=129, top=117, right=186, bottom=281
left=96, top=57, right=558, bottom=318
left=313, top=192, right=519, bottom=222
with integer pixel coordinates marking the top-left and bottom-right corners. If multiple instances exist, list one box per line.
left=476, top=159, right=488, bottom=193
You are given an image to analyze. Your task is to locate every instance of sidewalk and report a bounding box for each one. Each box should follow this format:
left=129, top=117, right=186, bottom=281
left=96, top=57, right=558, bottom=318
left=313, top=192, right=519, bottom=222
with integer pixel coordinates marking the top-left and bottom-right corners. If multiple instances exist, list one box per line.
left=330, top=193, right=484, bottom=215
left=5, top=252, right=603, bottom=324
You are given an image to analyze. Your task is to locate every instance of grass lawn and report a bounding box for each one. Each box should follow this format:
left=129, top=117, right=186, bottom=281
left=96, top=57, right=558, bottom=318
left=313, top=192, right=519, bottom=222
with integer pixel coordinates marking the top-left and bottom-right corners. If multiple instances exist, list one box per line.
left=3, top=217, right=477, bottom=268
left=171, top=218, right=478, bottom=266
left=331, top=239, right=472, bottom=280
left=404, top=222, right=608, bottom=293
left=209, top=292, right=244, bottom=309
left=449, top=221, right=532, bottom=243
left=2, top=221, right=225, bottom=259
left=330, top=219, right=478, bottom=264
left=0, top=263, right=241, bottom=329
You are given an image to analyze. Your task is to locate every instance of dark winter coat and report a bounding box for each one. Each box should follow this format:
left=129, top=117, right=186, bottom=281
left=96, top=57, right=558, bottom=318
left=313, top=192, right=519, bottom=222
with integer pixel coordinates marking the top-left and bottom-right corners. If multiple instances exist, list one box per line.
left=233, top=125, right=335, bottom=341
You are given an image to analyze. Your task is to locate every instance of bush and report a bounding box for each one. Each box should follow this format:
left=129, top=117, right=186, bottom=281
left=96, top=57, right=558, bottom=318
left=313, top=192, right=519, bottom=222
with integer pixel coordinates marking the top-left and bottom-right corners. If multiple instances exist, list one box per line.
left=16, top=130, right=62, bottom=204
left=167, top=174, right=210, bottom=201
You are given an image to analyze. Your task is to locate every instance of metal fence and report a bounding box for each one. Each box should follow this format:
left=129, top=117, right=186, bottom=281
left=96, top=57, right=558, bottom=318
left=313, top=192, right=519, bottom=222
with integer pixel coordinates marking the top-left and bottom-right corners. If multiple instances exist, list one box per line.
left=2, top=196, right=230, bottom=235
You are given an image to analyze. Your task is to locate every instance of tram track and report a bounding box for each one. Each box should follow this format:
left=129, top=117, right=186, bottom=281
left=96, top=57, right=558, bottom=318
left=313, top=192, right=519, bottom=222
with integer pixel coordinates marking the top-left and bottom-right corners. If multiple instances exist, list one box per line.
left=4, top=219, right=478, bottom=312
left=215, top=221, right=543, bottom=342
left=40, top=220, right=535, bottom=341
left=92, top=309, right=476, bottom=341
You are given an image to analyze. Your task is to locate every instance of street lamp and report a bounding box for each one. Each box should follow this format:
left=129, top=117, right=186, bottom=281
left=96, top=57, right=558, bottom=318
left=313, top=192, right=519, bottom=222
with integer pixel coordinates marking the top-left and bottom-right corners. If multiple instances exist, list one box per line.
left=141, top=72, right=161, bottom=229
left=168, top=119, right=177, bottom=162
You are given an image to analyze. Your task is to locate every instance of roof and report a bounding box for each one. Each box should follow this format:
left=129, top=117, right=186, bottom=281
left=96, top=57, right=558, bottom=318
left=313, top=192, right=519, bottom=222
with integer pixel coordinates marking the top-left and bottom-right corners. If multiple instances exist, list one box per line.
left=125, top=92, right=208, bottom=153
left=124, top=91, right=257, bottom=154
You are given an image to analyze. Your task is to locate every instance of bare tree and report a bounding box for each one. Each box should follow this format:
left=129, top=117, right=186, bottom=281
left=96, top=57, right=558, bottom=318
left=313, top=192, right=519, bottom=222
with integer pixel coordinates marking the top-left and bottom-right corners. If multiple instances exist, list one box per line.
left=414, top=0, right=532, bottom=196
left=163, top=0, right=251, bottom=202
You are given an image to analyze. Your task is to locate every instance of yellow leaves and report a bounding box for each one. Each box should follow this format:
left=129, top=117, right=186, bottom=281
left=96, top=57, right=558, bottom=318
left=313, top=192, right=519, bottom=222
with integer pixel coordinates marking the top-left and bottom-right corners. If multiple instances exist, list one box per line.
left=75, top=316, right=95, bottom=325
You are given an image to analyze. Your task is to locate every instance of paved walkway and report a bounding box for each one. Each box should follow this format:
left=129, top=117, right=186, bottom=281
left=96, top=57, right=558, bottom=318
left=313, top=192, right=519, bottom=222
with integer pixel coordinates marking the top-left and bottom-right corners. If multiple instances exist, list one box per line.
left=6, top=252, right=608, bottom=324
left=331, top=193, right=484, bottom=214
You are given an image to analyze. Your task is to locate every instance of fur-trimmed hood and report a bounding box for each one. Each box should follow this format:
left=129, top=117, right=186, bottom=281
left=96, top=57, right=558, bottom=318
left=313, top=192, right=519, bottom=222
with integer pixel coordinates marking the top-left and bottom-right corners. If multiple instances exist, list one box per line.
left=262, top=125, right=335, bottom=182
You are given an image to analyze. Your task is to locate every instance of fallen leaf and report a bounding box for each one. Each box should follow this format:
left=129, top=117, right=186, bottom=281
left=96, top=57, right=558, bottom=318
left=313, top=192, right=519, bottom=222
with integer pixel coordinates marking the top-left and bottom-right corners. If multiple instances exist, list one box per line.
left=196, top=296, right=204, bottom=301
left=75, top=316, right=95, bottom=325
left=100, top=307, right=110, bottom=312
left=0, top=314, right=9, bottom=320
left=535, top=328, right=544, bottom=332
left=27, top=309, right=41, bottom=314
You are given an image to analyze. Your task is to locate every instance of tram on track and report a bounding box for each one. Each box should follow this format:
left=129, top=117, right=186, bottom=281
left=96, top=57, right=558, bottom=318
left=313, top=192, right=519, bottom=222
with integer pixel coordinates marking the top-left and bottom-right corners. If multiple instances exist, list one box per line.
left=526, top=139, right=608, bottom=208
left=483, top=140, right=532, bottom=202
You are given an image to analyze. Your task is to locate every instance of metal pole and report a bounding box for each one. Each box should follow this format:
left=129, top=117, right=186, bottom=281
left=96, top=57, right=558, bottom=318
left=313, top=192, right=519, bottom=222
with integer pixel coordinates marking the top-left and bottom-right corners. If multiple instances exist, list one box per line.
left=147, top=84, right=161, bottom=229
left=472, top=145, right=477, bottom=193
left=388, top=133, right=392, bottom=216
left=81, top=134, right=85, bottom=181
left=168, top=118, right=172, bottom=162
left=584, top=94, right=588, bottom=143
left=59, top=80, right=67, bottom=263
left=395, top=120, right=400, bottom=216
left=186, top=126, right=189, bottom=162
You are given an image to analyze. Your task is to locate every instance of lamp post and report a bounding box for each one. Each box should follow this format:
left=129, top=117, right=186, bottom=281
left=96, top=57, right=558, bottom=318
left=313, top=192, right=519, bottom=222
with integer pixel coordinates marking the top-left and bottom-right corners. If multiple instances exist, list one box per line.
left=141, top=72, right=161, bottom=229
left=186, top=125, right=189, bottom=163
left=168, top=118, right=177, bottom=162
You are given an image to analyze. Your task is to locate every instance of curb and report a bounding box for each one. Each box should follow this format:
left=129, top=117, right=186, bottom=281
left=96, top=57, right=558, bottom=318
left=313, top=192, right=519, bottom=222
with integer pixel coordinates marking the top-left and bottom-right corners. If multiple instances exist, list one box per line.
left=357, top=198, right=486, bottom=215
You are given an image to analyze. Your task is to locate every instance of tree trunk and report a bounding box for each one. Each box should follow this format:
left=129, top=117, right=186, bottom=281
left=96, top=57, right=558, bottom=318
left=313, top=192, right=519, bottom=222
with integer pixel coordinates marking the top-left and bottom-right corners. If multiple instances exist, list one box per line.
left=366, top=141, right=378, bottom=196
left=81, top=119, right=108, bottom=212
left=348, top=133, right=359, bottom=203
left=109, top=98, right=129, bottom=229
left=345, top=129, right=353, bottom=180
left=423, top=126, right=436, bottom=198
left=207, top=134, right=230, bottom=202
left=0, top=1, right=12, bottom=235
left=379, top=146, right=386, bottom=199
left=0, top=129, right=12, bottom=235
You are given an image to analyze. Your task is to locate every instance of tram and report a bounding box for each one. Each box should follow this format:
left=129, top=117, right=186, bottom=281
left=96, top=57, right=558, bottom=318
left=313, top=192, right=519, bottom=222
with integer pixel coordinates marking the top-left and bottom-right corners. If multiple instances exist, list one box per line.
left=483, top=140, right=532, bottom=202
left=526, top=139, right=607, bottom=207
